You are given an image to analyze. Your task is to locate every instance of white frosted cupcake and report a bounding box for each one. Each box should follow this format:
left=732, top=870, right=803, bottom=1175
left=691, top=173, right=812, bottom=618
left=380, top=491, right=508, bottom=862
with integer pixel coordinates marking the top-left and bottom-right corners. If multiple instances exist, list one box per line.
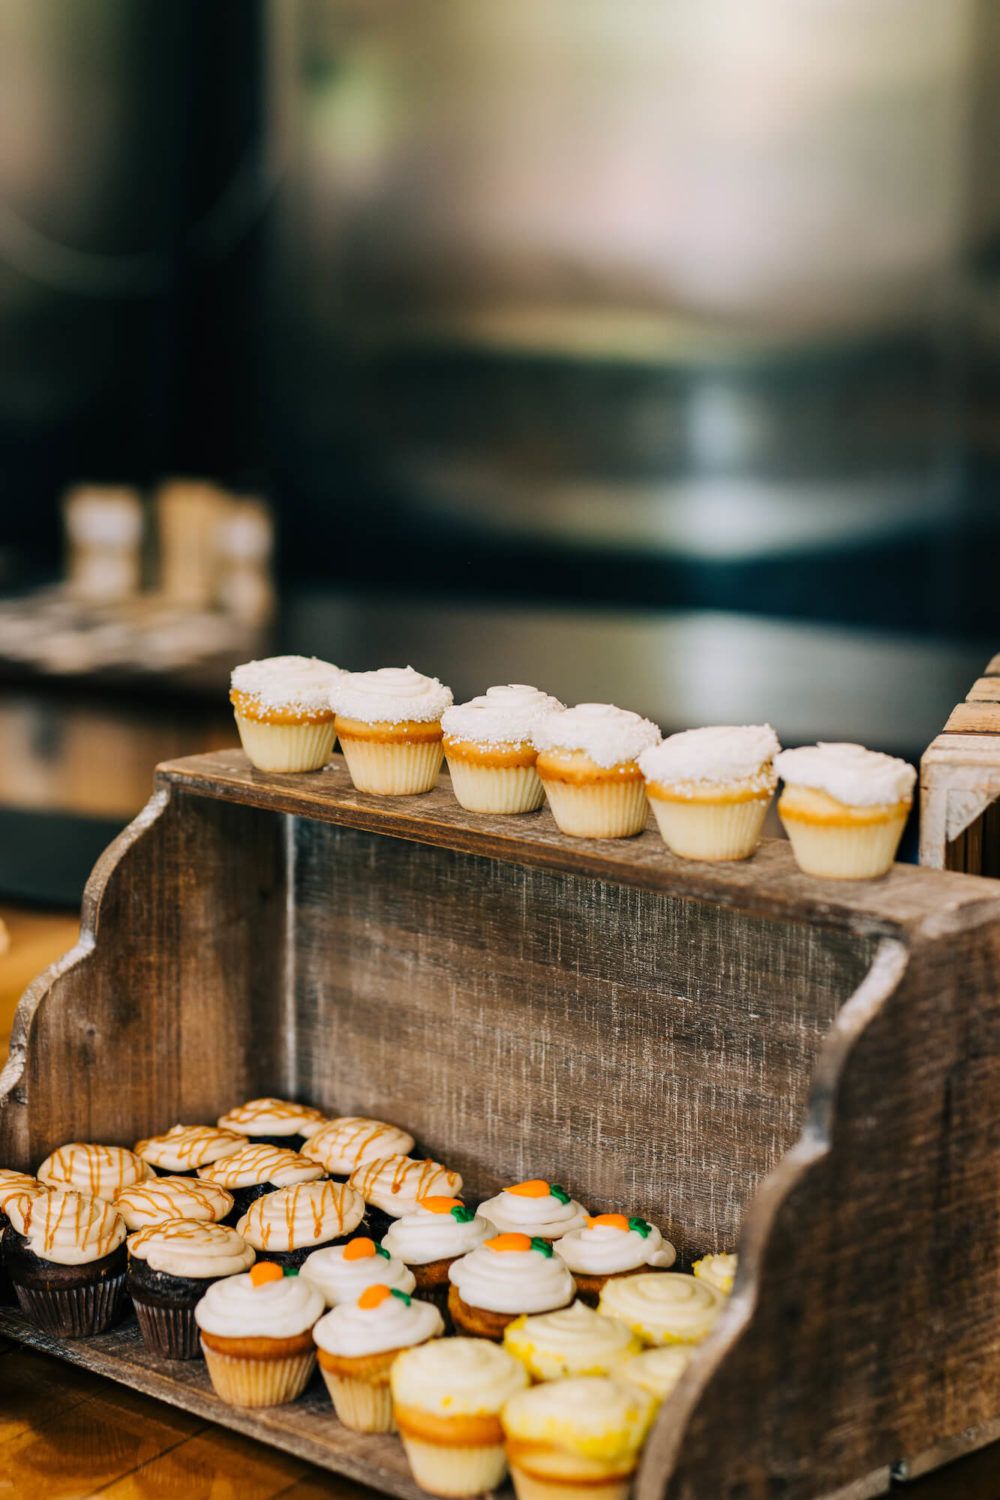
left=330, top=666, right=453, bottom=795
left=302, top=1235, right=416, bottom=1306
left=348, top=1155, right=463, bottom=1237
left=534, top=704, right=660, bottom=838
left=502, top=1376, right=656, bottom=1500
left=195, top=1262, right=325, bottom=1407
left=381, top=1196, right=494, bottom=1314
left=639, top=725, right=780, bottom=862
left=617, top=1345, right=694, bottom=1405
left=448, top=1233, right=575, bottom=1340
left=197, top=1143, right=326, bottom=1219
left=36, top=1144, right=153, bottom=1202
left=477, top=1180, right=588, bottom=1242
left=127, top=1218, right=255, bottom=1359
left=692, top=1252, right=737, bottom=1295
left=230, top=655, right=342, bottom=772
left=216, top=1097, right=329, bottom=1152
left=114, top=1176, right=234, bottom=1231
left=503, top=1301, right=640, bottom=1381
left=313, top=1282, right=443, bottom=1432
left=5, top=1189, right=128, bottom=1337
left=441, top=685, right=564, bottom=814
left=598, top=1272, right=723, bottom=1347
left=301, top=1117, right=415, bottom=1178
left=393, top=1336, right=528, bottom=1497
left=776, top=742, right=916, bottom=879
left=237, top=1180, right=366, bottom=1268
left=134, top=1124, right=246, bottom=1176
left=554, top=1213, right=677, bottom=1304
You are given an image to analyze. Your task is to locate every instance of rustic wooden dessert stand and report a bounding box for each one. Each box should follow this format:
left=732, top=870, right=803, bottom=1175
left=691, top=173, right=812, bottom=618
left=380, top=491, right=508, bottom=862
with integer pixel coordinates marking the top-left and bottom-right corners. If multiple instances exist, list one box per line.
left=2, top=747, right=1000, bottom=1500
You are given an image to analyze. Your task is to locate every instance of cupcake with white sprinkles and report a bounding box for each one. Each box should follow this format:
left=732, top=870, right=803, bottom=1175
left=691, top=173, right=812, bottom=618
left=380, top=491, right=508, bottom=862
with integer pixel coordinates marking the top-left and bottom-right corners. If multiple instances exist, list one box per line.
left=776, top=742, right=916, bottom=880
left=640, top=724, right=780, bottom=862
left=534, top=703, right=660, bottom=838
left=330, top=666, right=453, bottom=796
left=442, top=684, right=564, bottom=814
left=230, top=655, right=343, bottom=773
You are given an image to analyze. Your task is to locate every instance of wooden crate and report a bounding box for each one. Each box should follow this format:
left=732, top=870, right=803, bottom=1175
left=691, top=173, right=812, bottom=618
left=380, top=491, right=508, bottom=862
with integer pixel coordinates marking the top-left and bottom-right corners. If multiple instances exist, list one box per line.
left=3, top=749, right=1000, bottom=1500
left=921, top=655, right=1000, bottom=876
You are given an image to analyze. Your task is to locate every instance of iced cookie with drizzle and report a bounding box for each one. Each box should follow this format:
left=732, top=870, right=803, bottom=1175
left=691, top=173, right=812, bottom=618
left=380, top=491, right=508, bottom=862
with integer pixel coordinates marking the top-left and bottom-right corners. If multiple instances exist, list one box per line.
left=477, top=1179, right=588, bottom=1242
left=301, top=1117, right=415, bottom=1179
left=127, top=1218, right=256, bottom=1359
left=555, top=1213, right=677, bottom=1303
left=313, top=1282, right=444, bottom=1433
left=302, top=1235, right=416, bottom=1307
left=236, top=1180, right=366, bottom=1269
left=3, top=1188, right=128, bottom=1337
left=348, top=1155, right=463, bottom=1242
left=113, top=1176, right=234, bottom=1231
left=381, top=1195, right=494, bottom=1317
left=196, top=1143, right=326, bottom=1219
left=133, top=1123, right=246, bottom=1177
left=447, top=1232, right=575, bottom=1341
left=36, top=1143, right=154, bottom=1202
left=216, top=1097, right=329, bottom=1153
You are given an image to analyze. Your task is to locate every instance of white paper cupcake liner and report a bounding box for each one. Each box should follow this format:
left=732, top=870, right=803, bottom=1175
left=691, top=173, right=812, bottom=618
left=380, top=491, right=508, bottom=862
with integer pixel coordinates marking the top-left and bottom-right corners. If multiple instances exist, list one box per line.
left=445, top=760, right=545, bottom=814
left=647, top=793, right=769, bottom=861
left=338, top=737, right=443, bottom=795
left=540, top=779, right=647, bottom=838
left=234, top=715, right=336, bottom=773
left=779, top=811, right=907, bottom=879
left=400, top=1435, right=509, bottom=1497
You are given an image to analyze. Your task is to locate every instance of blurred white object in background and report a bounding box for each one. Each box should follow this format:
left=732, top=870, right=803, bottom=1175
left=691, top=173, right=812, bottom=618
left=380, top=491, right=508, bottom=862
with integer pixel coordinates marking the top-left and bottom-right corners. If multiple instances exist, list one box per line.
left=63, top=485, right=143, bottom=603
left=215, top=496, right=275, bottom=626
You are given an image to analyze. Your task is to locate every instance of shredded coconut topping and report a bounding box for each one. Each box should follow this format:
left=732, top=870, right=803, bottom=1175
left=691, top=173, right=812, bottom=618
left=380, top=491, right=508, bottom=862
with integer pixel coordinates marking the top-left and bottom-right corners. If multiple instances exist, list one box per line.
left=231, top=656, right=342, bottom=714
left=639, top=725, right=780, bottom=787
left=442, top=685, right=564, bottom=748
left=775, top=742, right=916, bottom=807
left=534, top=703, right=661, bottom=769
left=329, top=666, right=452, bottom=725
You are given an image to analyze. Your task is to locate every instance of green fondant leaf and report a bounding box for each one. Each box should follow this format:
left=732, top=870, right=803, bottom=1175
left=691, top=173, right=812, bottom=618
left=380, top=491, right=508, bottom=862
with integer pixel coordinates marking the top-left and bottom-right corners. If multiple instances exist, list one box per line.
left=390, top=1287, right=413, bottom=1306
left=376, top=1244, right=391, bottom=1259
left=530, top=1236, right=554, bottom=1258
left=282, top=1266, right=299, bottom=1276
left=628, top=1217, right=653, bottom=1239
left=450, top=1205, right=475, bottom=1223
left=549, top=1184, right=571, bottom=1205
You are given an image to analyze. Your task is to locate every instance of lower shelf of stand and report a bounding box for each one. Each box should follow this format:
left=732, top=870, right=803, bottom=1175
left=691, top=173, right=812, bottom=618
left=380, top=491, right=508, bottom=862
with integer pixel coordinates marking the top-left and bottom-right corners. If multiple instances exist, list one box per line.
left=0, top=1306, right=484, bottom=1499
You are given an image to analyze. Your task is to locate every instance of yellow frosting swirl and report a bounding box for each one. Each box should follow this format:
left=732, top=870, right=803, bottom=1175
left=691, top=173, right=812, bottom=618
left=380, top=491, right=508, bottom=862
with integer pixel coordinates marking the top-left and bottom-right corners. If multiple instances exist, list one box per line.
left=501, top=1376, right=656, bottom=1463
left=618, top=1345, right=694, bottom=1403
left=503, top=1301, right=640, bottom=1380
left=598, top=1273, right=724, bottom=1346
left=692, top=1252, right=737, bottom=1295
left=391, top=1335, right=528, bottom=1416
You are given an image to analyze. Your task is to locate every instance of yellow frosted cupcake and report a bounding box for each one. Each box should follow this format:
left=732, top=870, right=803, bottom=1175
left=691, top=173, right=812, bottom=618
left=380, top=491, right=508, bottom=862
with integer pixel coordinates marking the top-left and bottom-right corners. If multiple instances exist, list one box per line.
left=503, top=1301, right=639, bottom=1381
left=313, top=1282, right=443, bottom=1432
left=639, top=725, right=780, bottom=861
left=330, top=666, right=453, bottom=795
left=692, top=1252, right=737, bottom=1295
left=195, top=1261, right=324, bottom=1407
left=534, top=704, right=661, bottom=838
left=617, top=1345, right=694, bottom=1405
left=501, top=1376, right=656, bottom=1500
left=598, top=1272, right=723, bottom=1347
left=775, top=742, right=916, bottom=879
left=230, top=655, right=342, bottom=772
left=392, top=1335, right=528, bottom=1496
left=441, top=686, right=564, bottom=814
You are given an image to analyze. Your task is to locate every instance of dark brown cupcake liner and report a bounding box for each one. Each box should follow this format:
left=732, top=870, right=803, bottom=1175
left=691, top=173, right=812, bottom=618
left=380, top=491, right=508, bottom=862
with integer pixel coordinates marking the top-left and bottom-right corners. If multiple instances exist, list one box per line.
left=131, top=1294, right=202, bottom=1359
left=12, top=1271, right=128, bottom=1338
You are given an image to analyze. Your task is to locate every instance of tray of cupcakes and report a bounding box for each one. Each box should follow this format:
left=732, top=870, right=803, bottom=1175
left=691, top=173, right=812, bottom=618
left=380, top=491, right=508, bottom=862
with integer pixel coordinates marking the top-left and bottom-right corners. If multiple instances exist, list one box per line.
left=1, top=1106, right=736, bottom=1500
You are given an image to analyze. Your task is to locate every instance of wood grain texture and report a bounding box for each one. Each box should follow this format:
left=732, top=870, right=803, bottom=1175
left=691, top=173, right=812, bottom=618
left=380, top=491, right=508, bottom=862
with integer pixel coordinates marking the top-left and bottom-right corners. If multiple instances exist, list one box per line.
left=921, top=661, right=1000, bottom=874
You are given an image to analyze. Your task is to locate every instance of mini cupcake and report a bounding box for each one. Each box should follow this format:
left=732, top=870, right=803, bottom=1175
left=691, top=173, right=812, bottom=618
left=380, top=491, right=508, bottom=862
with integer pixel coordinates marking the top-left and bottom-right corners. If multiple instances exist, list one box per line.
left=230, top=655, right=342, bottom=773
left=197, top=1143, right=326, bottom=1220
left=598, top=1272, right=723, bottom=1347
left=639, top=725, right=780, bottom=862
left=114, top=1176, right=234, bottom=1231
left=503, top=1301, right=639, bottom=1381
left=216, top=1097, right=329, bottom=1152
left=196, top=1261, right=324, bottom=1406
left=134, top=1123, right=246, bottom=1177
left=692, top=1252, right=737, bottom=1295
left=313, top=1282, right=443, bottom=1432
left=348, top=1155, right=463, bottom=1242
left=330, top=666, right=453, bottom=795
left=448, top=1233, right=575, bottom=1340
left=301, top=1117, right=415, bottom=1179
left=381, top=1196, right=494, bottom=1315
left=392, top=1336, right=528, bottom=1496
left=4, top=1189, right=128, bottom=1336
left=237, top=1180, right=366, bottom=1268
left=501, top=1376, right=656, bottom=1500
left=534, top=704, right=660, bottom=838
left=477, top=1180, right=588, bottom=1242
left=127, top=1218, right=256, bottom=1359
left=554, top=1214, right=677, bottom=1304
left=302, top=1235, right=416, bottom=1307
left=441, top=686, right=564, bottom=815
left=617, top=1344, right=695, bottom=1405
left=36, top=1143, right=153, bottom=1201
left=775, top=742, right=917, bottom=879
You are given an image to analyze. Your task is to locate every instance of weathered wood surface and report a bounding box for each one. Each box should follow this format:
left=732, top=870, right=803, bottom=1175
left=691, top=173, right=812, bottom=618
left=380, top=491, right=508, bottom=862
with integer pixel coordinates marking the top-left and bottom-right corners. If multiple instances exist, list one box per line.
left=921, top=657, right=1000, bottom=874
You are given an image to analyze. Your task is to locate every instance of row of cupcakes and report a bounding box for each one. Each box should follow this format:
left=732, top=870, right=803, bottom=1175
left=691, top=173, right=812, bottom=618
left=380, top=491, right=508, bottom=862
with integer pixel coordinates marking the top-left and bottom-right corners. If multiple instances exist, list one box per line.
left=229, top=657, right=917, bottom=880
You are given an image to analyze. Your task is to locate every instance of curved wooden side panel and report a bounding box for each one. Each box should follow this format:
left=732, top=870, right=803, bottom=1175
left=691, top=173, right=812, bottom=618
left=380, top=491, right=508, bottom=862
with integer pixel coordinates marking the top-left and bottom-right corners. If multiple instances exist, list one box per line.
left=639, top=911, right=1000, bottom=1499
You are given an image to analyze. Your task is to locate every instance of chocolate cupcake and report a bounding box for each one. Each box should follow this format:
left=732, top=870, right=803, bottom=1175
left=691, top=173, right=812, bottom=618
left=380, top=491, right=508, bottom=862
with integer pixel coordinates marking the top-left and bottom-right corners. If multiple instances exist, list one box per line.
left=0, top=1171, right=50, bottom=1304
left=127, top=1218, right=256, bottom=1359
left=348, top=1155, right=463, bottom=1243
left=3, top=1189, right=128, bottom=1337
left=216, top=1097, right=328, bottom=1153
left=114, top=1176, right=234, bottom=1232
left=381, top=1196, right=494, bottom=1318
left=301, top=1117, right=415, bottom=1180
left=36, top=1143, right=154, bottom=1201
left=237, top=1180, right=366, bottom=1269
left=196, top=1143, right=325, bottom=1219
left=134, top=1124, right=245, bottom=1178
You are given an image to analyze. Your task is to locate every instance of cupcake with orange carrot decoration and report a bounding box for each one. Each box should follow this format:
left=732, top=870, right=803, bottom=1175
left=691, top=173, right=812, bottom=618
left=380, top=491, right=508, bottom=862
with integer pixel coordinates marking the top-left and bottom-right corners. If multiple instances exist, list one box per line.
left=477, top=1180, right=588, bottom=1243
left=448, top=1233, right=575, bottom=1340
left=312, top=1281, right=443, bottom=1432
left=554, top=1213, right=677, bottom=1305
left=381, top=1196, right=494, bottom=1315
left=195, top=1259, right=324, bottom=1407
left=302, top=1235, right=415, bottom=1307
left=348, top=1155, right=463, bottom=1242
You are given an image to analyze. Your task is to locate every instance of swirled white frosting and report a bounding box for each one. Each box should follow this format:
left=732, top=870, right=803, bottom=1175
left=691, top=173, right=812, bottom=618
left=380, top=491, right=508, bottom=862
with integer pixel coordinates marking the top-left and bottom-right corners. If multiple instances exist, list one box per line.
left=301, top=1118, right=415, bottom=1176
left=134, top=1124, right=246, bottom=1172
left=381, top=1202, right=493, bottom=1265
left=194, top=1269, right=324, bottom=1339
left=216, top=1098, right=328, bottom=1139
left=114, top=1176, right=234, bottom=1230
left=312, top=1287, right=442, bottom=1356
left=555, top=1217, right=676, bottom=1275
left=477, top=1183, right=588, bottom=1240
left=128, top=1218, right=255, bottom=1278
left=503, top=1302, right=639, bottom=1380
left=197, top=1144, right=325, bottom=1189
left=0, top=1170, right=49, bottom=1214
left=501, top=1376, right=656, bottom=1462
left=230, top=656, right=342, bottom=715
left=237, top=1181, right=364, bottom=1251
left=442, top=686, right=564, bottom=748
left=348, top=1156, right=463, bottom=1217
left=6, top=1189, right=126, bottom=1266
left=617, top=1345, right=694, bottom=1402
left=449, top=1239, right=575, bottom=1314
left=302, top=1239, right=416, bottom=1305
left=391, top=1335, right=528, bottom=1416
left=774, top=743, right=916, bottom=807
left=638, top=726, right=780, bottom=786
left=37, top=1144, right=154, bottom=1201
left=598, top=1273, right=723, bottom=1346
left=692, top=1252, right=737, bottom=1295
left=330, top=666, right=452, bottom=725
left=534, top=704, right=661, bottom=769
